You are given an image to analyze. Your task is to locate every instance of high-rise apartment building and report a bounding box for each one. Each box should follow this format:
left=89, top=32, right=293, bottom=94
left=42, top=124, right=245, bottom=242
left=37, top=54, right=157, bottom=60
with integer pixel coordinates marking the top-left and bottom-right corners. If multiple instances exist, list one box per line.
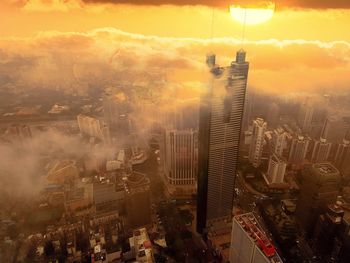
left=249, top=118, right=267, bottom=167
left=271, top=127, right=287, bottom=156
left=298, top=101, right=314, bottom=133
left=334, top=138, right=350, bottom=170
left=311, top=137, right=332, bottom=163
left=266, top=154, right=287, bottom=185
left=296, top=163, right=341, bottom=237
left=288, top=135, right=310, bottom=165
left=321, top=116, right=349, bottom=144
left=196, top=50, right=249, bottom=233
left=229, top=213, right=283, bottom=263
left=161, top=129, right=197, bottom=197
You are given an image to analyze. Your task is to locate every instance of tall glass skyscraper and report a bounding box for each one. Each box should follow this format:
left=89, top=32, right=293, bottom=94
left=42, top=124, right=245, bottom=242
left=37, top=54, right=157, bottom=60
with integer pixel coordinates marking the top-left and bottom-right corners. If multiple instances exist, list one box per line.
left=197, top=50, right=249, bottom=233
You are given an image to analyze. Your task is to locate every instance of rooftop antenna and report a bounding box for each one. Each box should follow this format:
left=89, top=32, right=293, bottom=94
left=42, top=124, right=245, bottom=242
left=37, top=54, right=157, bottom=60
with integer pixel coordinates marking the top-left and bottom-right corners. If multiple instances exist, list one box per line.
left=241, top=8, right=247, bottom=47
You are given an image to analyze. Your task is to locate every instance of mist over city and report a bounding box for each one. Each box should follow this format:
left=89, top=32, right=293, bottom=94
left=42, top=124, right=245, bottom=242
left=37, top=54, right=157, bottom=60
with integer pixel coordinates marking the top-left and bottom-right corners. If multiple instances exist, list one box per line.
left=1, top=1, right=350, bottom=263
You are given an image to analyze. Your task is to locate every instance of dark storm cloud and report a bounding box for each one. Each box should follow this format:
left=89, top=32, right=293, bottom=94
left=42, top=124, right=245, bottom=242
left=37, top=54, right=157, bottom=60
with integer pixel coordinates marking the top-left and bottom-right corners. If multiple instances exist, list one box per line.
left=83, top=0, right=350, bottom=9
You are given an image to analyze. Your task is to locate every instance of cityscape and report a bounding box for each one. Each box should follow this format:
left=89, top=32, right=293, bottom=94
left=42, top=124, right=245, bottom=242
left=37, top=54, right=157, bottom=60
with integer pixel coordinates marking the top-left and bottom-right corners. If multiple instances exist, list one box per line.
left=1, top=0, right=350, bottom=263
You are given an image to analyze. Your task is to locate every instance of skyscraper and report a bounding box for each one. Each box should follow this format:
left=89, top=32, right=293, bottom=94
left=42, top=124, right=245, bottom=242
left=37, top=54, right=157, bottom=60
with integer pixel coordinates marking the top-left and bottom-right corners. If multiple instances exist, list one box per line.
left=334, top=137, right=350, bottom=169
left=161, top=129, right=197, bottom=197
left=271, top=127, right=287, bottom=156
left=249, top=118, right=267, bottom=167
left=296, top=163, right=341, bottom=237
left=298, top=100, right=314, bottom=133
left=266, top=154, right=287, bottom=185
left=288, top=135, right=310, bottom=165
left=196, top=50, right=249, bottom=234
left=311, top=137, right=332, bottom=163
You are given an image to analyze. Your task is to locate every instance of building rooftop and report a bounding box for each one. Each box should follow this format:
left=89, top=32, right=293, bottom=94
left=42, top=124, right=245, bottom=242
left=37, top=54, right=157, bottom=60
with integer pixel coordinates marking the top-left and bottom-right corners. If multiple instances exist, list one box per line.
left=313, top=163, right=339, bottom=176
left=234, top=213, right=283, bottom=263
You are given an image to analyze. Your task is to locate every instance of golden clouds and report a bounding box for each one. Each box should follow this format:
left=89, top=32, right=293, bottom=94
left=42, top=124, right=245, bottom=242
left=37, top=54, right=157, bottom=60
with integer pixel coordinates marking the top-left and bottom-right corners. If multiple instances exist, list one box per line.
left=0, top=28, right=349, bottom=95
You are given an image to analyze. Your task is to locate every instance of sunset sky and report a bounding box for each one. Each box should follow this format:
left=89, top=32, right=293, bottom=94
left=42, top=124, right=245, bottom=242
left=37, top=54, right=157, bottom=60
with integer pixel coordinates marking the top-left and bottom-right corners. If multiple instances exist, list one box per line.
left=1, top=0, right=350, bottom=95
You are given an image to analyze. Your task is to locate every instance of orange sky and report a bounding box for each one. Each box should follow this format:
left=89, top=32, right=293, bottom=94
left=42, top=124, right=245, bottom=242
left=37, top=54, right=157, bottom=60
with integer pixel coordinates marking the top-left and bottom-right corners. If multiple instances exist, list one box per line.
left=0, top=0, right=349, bottom=95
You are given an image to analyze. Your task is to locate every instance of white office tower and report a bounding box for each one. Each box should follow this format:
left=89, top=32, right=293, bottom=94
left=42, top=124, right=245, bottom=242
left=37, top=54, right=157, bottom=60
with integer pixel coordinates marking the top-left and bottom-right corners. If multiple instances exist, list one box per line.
left=161, top=129, right=197, bottom=197
left=288, top=135, right=310, bottom=165
left=266, top=154, right=287, bottom=184
left=249, top=118, right=267, bottom=167
left=272, top=127, right=287, bottom=156
left=311, top=137, right=332, bottom=163
left=229, top=213, right=283, bottom=263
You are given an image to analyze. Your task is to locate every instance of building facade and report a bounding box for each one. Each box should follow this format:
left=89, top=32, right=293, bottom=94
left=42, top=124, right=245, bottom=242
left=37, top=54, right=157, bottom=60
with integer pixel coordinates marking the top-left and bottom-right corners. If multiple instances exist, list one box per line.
left=311, top=137, right=332, bottom=163
left=288, top=135, right=310, bottom=165
left=249, top=118, right=267, bottom=167
left=266, top=154, right=287, bottom=184
left=161, top=129, right=197, bottom=197
left=196, top=50, right=249, bottom=233
left=229, top=213, right=283, bottom=263
left=296, top=163, right=341, bottom=237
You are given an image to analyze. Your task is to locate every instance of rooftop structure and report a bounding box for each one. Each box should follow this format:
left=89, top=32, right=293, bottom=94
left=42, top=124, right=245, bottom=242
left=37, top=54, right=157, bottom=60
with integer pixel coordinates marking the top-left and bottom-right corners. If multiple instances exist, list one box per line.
left=230, top=213, right=283, bottom=263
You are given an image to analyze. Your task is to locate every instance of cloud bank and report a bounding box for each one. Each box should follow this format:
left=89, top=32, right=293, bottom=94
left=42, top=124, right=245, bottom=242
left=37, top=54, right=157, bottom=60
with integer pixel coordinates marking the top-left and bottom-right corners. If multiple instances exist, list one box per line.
left=0, top=28, right=349, bottom=95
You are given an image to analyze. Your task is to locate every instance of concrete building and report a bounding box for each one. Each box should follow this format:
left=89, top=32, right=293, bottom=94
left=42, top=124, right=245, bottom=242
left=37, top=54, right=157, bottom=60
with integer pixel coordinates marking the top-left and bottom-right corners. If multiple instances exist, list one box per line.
left=197, top=50, right=249, bottom=233
left=288, top=135, right=310, bottom=165
left=161, top=129, right=197, bottom=198
left=296, top=163, right=341, bottom=237
left=311, top=137, right=332, bottom=163
left=229, top=213, right=283, bottom=263
left=93, top=181, right=124, bottom=213
left=266, top=154, right=287, bottom=185
left=124, top=172, right=152, bottom=229
left=249, top=118, right=267, bottom=168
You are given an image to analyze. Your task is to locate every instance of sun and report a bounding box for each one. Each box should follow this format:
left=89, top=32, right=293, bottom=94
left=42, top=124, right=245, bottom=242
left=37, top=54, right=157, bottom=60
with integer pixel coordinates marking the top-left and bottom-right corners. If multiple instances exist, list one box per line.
left=230, top=2, right=275, bottom=25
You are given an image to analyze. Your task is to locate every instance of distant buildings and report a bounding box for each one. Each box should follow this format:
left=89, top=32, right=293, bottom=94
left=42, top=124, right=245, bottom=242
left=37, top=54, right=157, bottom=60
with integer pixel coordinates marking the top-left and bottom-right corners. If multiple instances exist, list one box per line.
left=161, top=129, right=197, bottom=198
left=266, top=154, right=287, bottom=185
left=249, top=118, right=267, bottom=167
left=321, top=115, right=349, bottom=144
left=77, top=114, right=109, bottom=142
left=3, top=124, right=32, bottom=145
left=288, top=135, right=310, bottom=165
left=102, top=88, right=131, bottom=138
left=296, top=163, right=341, bottom=237
left=333, top=137, right=350, bottom=177
left=229, top=213, right=283, bottom=263
left=298, top=101, right=314, bottom=133
left=311, top=137, right=332, bottom=163
left=197, top=50, right=249, bottom=233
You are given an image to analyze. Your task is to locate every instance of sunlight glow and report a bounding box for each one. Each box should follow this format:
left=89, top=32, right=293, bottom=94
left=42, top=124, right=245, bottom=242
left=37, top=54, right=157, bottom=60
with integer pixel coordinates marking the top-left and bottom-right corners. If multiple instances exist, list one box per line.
left=230, top=2, right=275, bottom=25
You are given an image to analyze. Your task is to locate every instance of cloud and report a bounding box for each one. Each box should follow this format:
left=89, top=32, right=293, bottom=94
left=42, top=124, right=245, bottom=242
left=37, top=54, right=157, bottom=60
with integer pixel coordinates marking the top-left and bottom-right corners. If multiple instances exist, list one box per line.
left=82, top=0, right=350, bottom=9
left=0, top=28, right=349, bottom=96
